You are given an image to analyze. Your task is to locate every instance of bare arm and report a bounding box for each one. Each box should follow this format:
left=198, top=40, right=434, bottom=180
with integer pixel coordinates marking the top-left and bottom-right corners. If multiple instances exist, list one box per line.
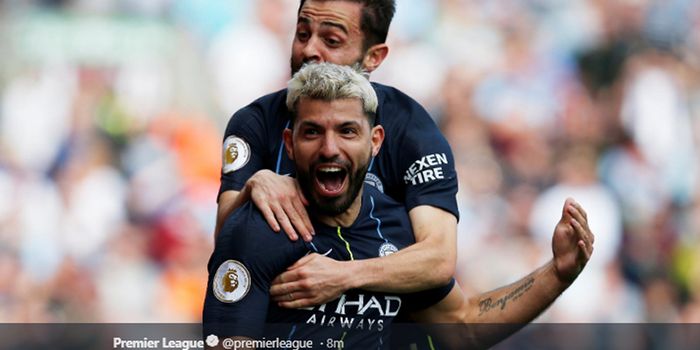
left=412, top=263, right=567, bottom=349
left=414, top=262, right=569, bottom=323
left=411, top=199, right=594, bottom=349
left=348, top=205, right=457, bottom=291
left=269, top=205, right=457, bottom=307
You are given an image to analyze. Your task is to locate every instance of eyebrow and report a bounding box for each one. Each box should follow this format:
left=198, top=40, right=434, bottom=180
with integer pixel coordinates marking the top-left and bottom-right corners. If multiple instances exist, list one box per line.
left=297, top=16, right=348, bottom=35
left=298, top=120, right=322, bottom=129
left=297, top=120, right=363, bottom=130
left=320, top=21, right=348, bottom=35
left=338, top=121, right=362, bottom=129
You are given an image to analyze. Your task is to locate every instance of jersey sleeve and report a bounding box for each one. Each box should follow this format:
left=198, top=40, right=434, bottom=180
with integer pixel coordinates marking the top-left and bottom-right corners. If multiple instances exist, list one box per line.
left=218, top=105, right=269, bottom=199
left=393, top=98, right=459, bottom=220
left=202, top=204, right=298, bottom=338
left=401, top=278, right=456, bottom=312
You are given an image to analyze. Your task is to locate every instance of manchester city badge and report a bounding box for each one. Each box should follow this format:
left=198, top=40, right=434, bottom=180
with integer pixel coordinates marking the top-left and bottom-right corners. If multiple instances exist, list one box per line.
left=379, top=242, right=398, bottom=257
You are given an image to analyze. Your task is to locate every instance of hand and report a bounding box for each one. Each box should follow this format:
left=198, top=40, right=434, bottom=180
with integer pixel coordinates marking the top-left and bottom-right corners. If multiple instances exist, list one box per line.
left=551, top=198, right=594, bottom=284
left=246, top=170, right=314, bottom=241
left=269, top=253, right=349, bottom=308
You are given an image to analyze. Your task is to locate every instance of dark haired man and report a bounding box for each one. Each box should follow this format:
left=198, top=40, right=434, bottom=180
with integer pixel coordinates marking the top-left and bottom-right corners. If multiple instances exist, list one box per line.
left=216, top=0, right=459, bottom=308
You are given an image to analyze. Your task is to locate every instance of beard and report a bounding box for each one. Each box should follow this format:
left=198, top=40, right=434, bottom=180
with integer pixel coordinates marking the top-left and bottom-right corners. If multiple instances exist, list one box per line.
left=296, top=156, right=370, bottom=217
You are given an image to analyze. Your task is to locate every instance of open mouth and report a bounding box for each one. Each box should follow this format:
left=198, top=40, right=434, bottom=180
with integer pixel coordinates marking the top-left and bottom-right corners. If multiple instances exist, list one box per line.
left=314, top=165, right=348, bottom=197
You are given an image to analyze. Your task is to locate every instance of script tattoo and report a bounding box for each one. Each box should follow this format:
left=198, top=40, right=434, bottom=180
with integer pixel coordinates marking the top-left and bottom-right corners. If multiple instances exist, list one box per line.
left=478, top=277, right=535, bottom=316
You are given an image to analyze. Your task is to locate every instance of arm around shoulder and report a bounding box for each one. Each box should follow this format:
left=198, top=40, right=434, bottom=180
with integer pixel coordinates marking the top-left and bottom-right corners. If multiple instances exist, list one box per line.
left=346, top=205, right=457, bottom=293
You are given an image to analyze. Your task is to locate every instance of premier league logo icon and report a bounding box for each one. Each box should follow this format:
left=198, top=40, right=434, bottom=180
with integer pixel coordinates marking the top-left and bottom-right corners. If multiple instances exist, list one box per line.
left=213, top=260, right=251, bottom=303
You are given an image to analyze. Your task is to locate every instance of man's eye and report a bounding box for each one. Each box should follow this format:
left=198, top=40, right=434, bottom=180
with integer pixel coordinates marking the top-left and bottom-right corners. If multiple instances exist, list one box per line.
left=303, top=129, right=319, bottom=135
left=296, top=31, right=310, bottom=41
left=341, top=128, right=357, bottom=135
left=324, top=37, right=341, bottom=47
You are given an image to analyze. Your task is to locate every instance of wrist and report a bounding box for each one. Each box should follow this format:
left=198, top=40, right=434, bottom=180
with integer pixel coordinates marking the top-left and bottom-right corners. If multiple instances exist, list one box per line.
left=548, top=260, right=573, bottom=292
left=247, top=169, right=271, bottom=187
left=341, top=260, right=367, bottom=290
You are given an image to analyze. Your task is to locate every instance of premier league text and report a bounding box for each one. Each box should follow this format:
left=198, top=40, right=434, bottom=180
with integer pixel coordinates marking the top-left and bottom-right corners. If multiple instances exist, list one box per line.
left=113, top=337, right=203, bottom=350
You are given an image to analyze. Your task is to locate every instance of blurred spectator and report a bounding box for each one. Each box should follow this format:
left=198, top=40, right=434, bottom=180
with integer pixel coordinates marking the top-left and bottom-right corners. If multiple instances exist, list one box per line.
left=618, top=50, right=697, bottom=205
left=206, top=0, right=296, bottom=118
left=529, top=144, right=628, bottom=321
left=1, top=65, right=76, bottom=173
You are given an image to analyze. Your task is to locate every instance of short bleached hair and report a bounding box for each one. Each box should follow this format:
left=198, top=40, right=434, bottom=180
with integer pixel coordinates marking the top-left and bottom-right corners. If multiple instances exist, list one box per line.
left=286, top=63, right=378, bottom=120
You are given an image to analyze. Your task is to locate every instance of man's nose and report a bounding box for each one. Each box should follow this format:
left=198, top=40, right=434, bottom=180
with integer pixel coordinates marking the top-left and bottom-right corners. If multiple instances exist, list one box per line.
left=319, top=134, right=340, bottom=158
left=301, top=37, right=322, bottom=64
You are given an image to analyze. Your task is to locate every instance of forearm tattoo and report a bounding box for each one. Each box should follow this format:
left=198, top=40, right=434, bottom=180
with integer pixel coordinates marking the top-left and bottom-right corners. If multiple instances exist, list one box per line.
left=478, top=277, right=535, bottom=316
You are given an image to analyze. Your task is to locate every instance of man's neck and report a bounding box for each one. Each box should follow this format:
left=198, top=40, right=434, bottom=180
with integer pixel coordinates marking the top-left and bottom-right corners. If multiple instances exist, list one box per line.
left=316, top=189, right=363, bottom=228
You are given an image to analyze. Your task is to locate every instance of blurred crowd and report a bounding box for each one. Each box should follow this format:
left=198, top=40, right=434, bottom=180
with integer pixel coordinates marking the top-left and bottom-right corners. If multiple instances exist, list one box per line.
left=0, top=0, right=699, bottom=324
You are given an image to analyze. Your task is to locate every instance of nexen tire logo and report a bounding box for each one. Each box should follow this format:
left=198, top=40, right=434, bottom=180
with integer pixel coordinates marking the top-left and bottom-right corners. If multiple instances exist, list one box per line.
left=403, top=153, right=448, bottom=185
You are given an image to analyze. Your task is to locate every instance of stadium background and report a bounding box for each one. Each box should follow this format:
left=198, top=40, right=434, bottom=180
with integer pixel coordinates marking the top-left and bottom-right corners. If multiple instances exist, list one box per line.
left=0, top=0, right=698, bottom=323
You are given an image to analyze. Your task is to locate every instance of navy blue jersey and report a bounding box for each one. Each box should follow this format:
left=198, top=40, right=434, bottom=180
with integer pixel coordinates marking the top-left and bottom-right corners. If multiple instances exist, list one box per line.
left=219, top=83, right=459, bottom=219
left=203, top=185, right=455, bottom=348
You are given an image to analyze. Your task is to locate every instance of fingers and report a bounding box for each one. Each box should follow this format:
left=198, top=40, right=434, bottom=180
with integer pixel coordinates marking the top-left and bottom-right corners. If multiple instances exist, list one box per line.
left=570, top=218, right=587, bottom=245
left=578, top=240, right=592, bottom=261
left=574, top=202, right=594, bottom=245
left=270, top=254, right=319, bottom=296
left=570, top=200, right=588, bottom=222
left=567, top=200, right=594, bottom=245
left=571, top=219, right=593, bottom=259
left=272, top=289, right=315, bottom=303
left=280, top=199, right=306, bottom=240
left=270, top=279, right=304, bottom=297
left=566, top=203, right=585, bottom=228
left=289, top=197, right=314, bottom=242
left=270, top=202, right=298, bottom=241
left=248, top=172, right=313, bottom=241
left=270, top=268, right=303, bottom=293
left=259, top=199, right=312, bottom=242
left=277, top=297, right=316, bottom=309
left=258, top=204, right=281, bottom=233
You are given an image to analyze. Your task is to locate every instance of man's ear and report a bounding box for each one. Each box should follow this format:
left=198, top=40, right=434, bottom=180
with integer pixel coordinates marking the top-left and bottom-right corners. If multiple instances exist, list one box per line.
left=283, top=128, right=294, bottom=160
left=363, top=44, right=389, bottom=73
left=370, top=125, right=384, bottom=157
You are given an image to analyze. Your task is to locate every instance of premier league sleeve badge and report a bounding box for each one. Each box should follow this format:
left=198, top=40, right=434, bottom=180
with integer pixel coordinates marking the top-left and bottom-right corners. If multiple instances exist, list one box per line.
left=222, top=136, right=251, bottom=174
left=213, top=260, right=251, bottom=303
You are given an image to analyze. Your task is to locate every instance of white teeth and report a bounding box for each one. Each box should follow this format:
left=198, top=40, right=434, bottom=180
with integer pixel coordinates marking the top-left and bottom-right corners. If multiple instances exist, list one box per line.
left=318, top=167, right=342, bottom=172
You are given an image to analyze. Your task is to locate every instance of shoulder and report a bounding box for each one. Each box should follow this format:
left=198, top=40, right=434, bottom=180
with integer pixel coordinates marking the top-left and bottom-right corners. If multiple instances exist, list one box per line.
left=361, top=185, right=409, bottom=223
left=225, top=89, right=288, bottom=130
left=371, top=82, right=413, bottom=101
left=371, top=82, right=440, bottom=133
left=217, top=202, right=286, bottom=252
left=364, top=184, right=403, bottom=209
left=251, top=88, right=288, bottom=109
left=371, top=82, right=418, bottom=109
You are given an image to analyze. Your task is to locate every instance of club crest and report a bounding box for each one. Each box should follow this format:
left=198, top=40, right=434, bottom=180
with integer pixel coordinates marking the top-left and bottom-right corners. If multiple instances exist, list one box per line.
left=364, top=172, right=384, bottom=193
left=379, top=242, right=398, bottom=257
